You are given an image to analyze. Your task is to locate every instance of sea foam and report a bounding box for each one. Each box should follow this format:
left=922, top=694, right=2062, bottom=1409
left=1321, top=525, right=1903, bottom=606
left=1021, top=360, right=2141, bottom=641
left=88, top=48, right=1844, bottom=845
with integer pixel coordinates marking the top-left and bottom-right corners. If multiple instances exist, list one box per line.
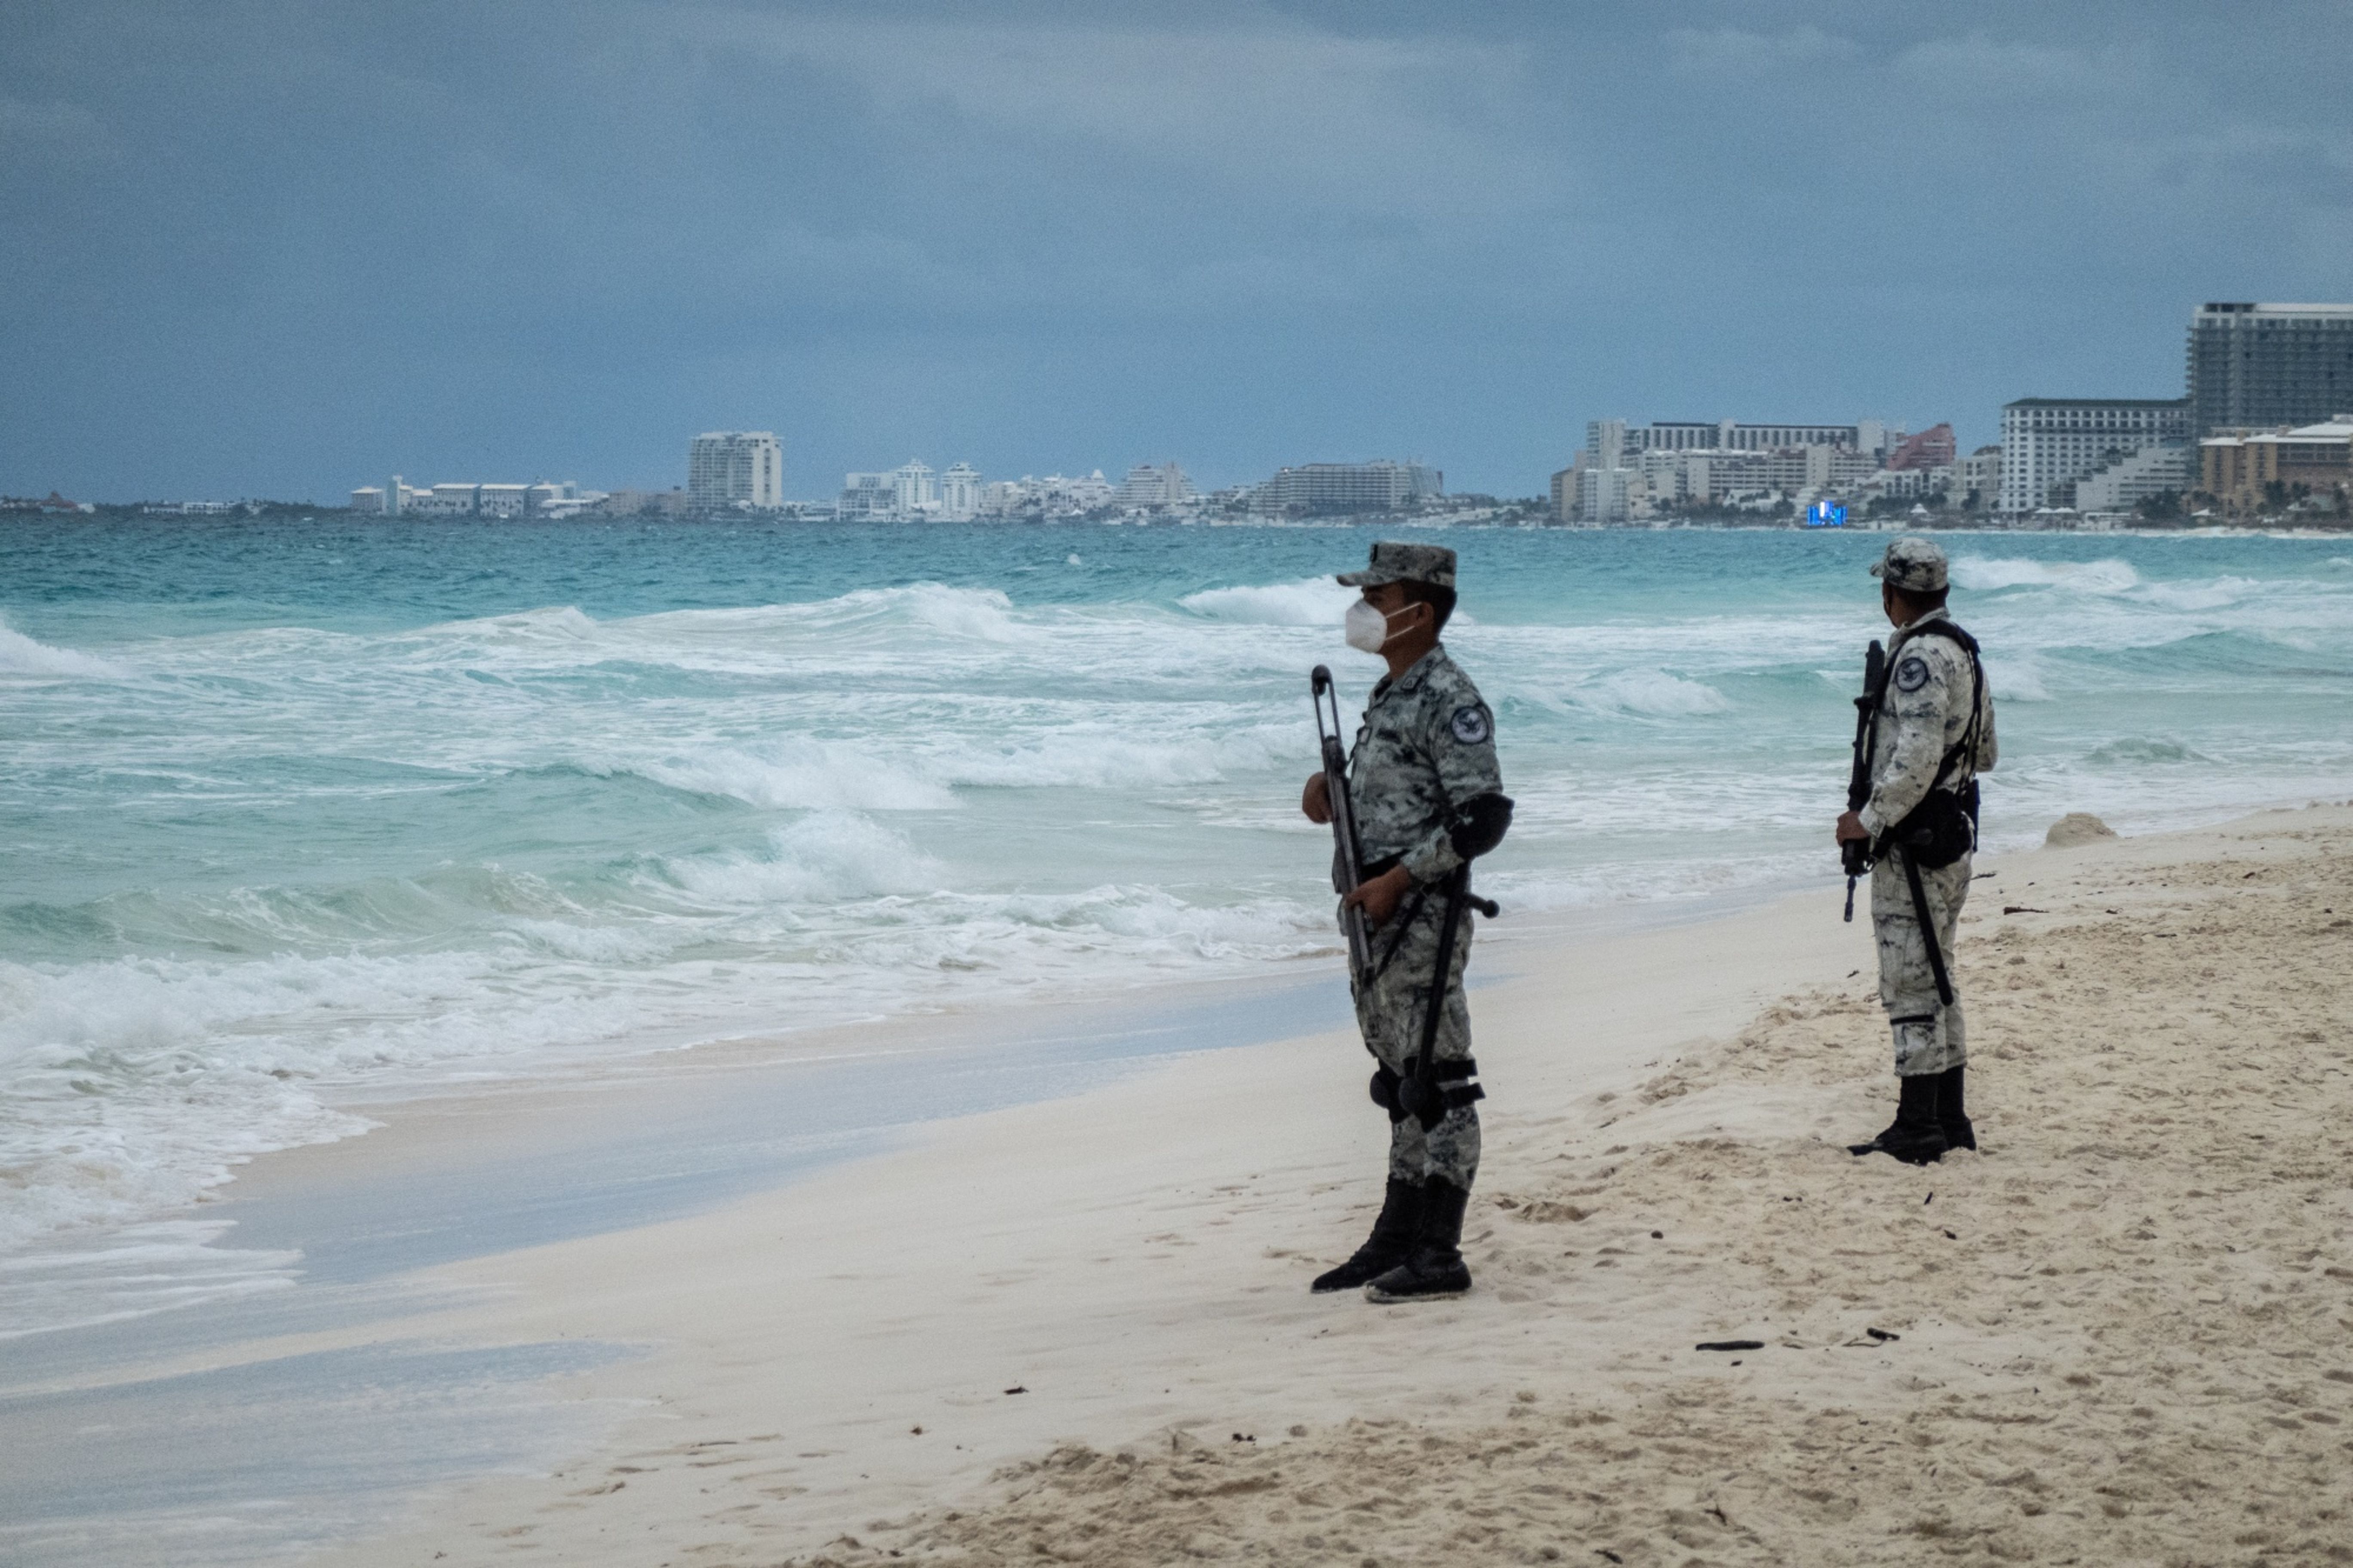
left=1951, top=555, right=2141, bottom=594
left=616, top=744, right=959, bottom=812
left=1179, top=577, right=1354, bottom=625
left=0, top=618, right=128, bottom=679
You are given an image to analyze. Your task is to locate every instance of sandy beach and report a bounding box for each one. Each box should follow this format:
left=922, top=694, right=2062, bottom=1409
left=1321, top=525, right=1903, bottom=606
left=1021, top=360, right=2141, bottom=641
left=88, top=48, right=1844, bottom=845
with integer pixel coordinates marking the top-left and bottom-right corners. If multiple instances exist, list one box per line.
left=15, top=805, right=2349, bottom=1567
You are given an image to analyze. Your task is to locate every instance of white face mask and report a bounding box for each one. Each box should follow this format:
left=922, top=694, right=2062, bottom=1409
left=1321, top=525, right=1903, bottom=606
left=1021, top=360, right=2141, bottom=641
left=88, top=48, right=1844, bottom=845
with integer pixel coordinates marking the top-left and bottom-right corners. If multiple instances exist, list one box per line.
left=1344, top=598, right=1402, bottom=654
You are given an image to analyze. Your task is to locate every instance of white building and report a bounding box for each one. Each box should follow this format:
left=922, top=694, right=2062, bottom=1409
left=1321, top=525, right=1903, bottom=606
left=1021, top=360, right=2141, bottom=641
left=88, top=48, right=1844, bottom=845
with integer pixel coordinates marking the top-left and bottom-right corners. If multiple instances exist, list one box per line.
left=977, top=479, right=1029, bottom=517
left=1576, top=441, right=1876, bottom=517
left=1954, top=446, right=2002, bottom=510
left=1862, top=464, right=1959, bottom=504
left=412, top=482, right=479, bottom=516
left=1253, top=461, right=1439, bottom=513
left=356, top=478, right=599, bottom=518
left=1588, top=417, right=1899, bottom=464
left=840, top=473, right=894, bottom=519
left=476, top=483, right=530, bottom=519
left=974, top=472, right=1116, bottom=518
left=1584, top=466, right=1640, bottom=523
left=529, top=483, right=606, bottom=519
left=940, top=462, right=982, bottom=519
left=1115, top=461, right=1196, bottom=509
left=2073, top=441, right=2196, bottom=513
left=688, top=431, right=784, bottom=512
left=377, top=475, right=421, bottom=515
left=1569, top=416, right=1912, bottom=520
left=1998, top=399, right=2192, bottom=512
left=891, top=460, right=939, bottom=518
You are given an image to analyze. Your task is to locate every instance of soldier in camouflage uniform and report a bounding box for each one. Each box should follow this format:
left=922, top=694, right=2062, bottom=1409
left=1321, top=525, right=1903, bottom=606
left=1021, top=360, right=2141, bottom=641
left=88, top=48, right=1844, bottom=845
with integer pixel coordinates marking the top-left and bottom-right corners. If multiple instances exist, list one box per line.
left=1836, top=537, right=1998, bottom=1165
left=1301, top=542, right=1512, bottom=1302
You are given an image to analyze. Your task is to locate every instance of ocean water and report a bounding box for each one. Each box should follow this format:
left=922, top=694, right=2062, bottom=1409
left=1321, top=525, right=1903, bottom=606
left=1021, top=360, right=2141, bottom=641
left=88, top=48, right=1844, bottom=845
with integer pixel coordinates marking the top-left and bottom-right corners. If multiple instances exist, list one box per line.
left=3, top=518, right=2350, bottom=1336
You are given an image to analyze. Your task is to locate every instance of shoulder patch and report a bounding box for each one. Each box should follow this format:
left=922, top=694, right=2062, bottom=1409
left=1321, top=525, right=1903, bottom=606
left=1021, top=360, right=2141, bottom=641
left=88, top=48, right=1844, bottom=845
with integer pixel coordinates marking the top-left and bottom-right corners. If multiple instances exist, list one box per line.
left=1893, top=656, right=1931, bottom=693
left=1449, top=704, right=1493, bottom=745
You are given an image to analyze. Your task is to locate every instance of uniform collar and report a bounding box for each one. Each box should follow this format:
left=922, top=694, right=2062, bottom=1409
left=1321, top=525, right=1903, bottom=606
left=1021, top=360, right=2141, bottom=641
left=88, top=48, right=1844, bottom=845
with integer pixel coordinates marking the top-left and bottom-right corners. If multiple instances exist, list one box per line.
left=1371, top=644, right=1446, bottom=702
left=1892, top=605, right=1951, bottom=642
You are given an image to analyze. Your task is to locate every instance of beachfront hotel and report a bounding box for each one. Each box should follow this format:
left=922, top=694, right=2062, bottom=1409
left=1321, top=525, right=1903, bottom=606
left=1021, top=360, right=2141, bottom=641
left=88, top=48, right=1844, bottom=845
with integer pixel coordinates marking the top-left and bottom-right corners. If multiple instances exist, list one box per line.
left=2189, top=302, right=2353, bottom=435
left=1996, top=397, right=2194, bottom=513
left=1554, top=416, right=1920, bottom=522
left=1250, top=460, right=1442, bottom=513
left=2199, top=417, right=2353, bottom=513
left=687, top=431, right=784, bottom=512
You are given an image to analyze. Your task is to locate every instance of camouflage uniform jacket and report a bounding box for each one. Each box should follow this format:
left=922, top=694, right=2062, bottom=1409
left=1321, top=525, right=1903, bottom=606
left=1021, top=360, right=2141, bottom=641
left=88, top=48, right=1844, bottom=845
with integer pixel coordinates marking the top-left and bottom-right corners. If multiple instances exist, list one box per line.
left=1857, top=608, right=1999, bottom=840
left=1348, top=645, right=1504, bottom=884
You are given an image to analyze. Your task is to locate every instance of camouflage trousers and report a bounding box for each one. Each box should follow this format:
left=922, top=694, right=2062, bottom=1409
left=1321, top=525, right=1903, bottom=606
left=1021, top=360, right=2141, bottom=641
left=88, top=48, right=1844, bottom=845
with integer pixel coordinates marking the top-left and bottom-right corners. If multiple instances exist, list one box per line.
left=1352, top=887, right=1481, bottom=1190
left=1871, top=848, right=1971, bottom=1077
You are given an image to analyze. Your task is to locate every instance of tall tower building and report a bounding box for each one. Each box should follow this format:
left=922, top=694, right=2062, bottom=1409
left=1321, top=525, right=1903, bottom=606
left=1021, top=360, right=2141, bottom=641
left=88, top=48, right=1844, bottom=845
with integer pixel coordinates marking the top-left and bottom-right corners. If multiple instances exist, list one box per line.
left=2189, top=303, right=2353, bottom=435
left=891, top=460, right=938, bottom=517
left=940, top=463, right=981, bottom=519
left=688, top=432, right=783, bottom=512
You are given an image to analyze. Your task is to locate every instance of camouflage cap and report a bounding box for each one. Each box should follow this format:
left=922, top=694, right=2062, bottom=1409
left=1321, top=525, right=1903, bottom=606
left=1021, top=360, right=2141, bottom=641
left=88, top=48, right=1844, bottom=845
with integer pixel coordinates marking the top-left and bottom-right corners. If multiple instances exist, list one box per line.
left=1336, top=540, right=1457, bottom=590
left=1870, top=535, right=1948, bottom=594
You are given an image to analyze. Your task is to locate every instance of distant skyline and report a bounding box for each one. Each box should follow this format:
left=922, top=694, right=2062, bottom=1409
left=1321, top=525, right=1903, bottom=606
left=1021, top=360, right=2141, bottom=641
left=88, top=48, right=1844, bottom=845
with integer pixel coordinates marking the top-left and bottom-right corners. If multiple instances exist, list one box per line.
left=3, top=1, right=2350, bottom=501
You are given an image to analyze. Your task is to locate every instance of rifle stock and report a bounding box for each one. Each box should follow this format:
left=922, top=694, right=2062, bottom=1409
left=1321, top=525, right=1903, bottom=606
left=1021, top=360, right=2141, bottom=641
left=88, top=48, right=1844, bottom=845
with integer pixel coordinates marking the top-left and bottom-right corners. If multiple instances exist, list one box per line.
left=1310, top=666, right=1372, bottom=986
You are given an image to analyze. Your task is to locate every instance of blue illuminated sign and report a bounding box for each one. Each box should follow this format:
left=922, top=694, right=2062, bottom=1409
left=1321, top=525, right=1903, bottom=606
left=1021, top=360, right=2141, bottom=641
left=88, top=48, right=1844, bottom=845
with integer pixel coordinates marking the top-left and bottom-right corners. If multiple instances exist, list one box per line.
left=1805, top=500, right=1848, bottom=528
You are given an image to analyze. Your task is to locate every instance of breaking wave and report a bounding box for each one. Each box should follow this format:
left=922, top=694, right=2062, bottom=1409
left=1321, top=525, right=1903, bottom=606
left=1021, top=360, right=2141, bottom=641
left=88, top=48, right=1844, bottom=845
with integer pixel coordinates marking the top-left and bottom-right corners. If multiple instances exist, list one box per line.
left=1951, top=556, right=2141, bottom=595
left=1572, top=668, right=1732, bottom=716
left=1178, top=577, right=1354, bottom=626
left=0, top=618, right=127, bottom=679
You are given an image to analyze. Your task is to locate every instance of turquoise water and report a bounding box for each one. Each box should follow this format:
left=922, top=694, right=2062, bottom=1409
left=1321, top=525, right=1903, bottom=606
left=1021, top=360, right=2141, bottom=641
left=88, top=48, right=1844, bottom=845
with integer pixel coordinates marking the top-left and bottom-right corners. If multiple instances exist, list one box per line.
left=3, top=518, right=2350, bottom=1332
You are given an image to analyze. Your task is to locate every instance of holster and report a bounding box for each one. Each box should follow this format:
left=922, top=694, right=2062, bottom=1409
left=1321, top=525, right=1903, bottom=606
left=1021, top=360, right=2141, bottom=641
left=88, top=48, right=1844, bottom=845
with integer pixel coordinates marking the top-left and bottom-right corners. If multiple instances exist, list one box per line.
left=1884, top=779, right=1979, bottom=871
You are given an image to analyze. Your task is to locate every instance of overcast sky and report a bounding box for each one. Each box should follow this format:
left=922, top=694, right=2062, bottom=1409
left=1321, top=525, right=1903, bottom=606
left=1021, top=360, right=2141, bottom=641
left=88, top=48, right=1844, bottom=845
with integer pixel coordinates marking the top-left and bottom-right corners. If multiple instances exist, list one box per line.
left=3, top=0, right=2350, bottom=502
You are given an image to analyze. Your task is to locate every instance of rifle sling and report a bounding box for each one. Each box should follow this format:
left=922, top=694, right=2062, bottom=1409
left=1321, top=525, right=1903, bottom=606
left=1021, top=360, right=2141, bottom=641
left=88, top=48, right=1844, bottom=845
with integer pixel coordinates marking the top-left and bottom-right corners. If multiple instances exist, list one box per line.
left=1408, top=866, right=1472, bottom=1091
left=1898, top=844, right=1957, bottom=1008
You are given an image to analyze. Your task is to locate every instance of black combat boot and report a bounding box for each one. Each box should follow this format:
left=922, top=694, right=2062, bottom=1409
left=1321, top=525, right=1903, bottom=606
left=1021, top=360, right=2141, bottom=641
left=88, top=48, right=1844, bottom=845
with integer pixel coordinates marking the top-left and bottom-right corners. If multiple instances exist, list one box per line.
left=1847, top=1073, right=1948, bottom=1166
left=1937, top=1064, right=1976, bottom=1151
left=1310, top=1178, right=1424, bottom=1293
left=1363, top=1177, right=1472, bottom=1303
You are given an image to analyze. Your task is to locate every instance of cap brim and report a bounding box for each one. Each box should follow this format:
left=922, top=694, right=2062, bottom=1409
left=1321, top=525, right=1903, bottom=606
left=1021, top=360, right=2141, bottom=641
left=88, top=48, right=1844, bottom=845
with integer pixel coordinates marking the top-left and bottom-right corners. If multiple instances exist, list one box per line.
left=1336, top=570, right=1399, bottom=587
left=1868, top=561, right=1889, bottom=577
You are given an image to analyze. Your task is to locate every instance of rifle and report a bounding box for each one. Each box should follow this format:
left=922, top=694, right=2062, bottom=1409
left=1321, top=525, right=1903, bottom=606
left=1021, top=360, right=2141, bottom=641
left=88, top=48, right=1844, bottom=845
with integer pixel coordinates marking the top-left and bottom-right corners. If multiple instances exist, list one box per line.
left=1843, top=639, right=1887, bottom=923
left=1310, top=666, right=1371, bottom=988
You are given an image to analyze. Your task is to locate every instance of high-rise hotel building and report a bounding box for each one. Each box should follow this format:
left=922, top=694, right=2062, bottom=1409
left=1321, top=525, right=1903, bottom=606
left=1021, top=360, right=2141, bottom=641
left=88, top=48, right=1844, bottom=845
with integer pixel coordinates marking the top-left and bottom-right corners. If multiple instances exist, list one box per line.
left=1998, top=398, right=2193, bottom=512
left=1253, top=460, right=1441, bottom=512
left=688, top=431, right=783, bottom=512
left=2189, top=303, right=2353, bottom=435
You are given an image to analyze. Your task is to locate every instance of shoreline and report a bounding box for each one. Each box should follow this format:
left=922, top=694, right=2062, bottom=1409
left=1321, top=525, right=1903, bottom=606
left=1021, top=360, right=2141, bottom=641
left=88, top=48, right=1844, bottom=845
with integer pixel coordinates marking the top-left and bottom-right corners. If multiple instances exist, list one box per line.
left=5, top=804, right=2350, bottom=1565
left=0, top=866, right=1833, bottom=1349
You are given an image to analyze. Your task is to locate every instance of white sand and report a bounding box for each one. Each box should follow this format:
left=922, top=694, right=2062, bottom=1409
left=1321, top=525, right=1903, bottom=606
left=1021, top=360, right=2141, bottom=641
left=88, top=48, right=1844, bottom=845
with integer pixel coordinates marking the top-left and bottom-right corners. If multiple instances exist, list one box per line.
left=273, top=805, right=2353, bottom=1566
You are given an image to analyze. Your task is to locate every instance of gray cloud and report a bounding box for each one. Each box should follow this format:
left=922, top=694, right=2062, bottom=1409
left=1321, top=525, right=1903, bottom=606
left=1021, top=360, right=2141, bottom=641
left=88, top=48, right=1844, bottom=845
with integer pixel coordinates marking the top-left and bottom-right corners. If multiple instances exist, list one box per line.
left=1, top=0, right=2348, bottom=501
left=700, top=12, right=1564, bottom=219
left=1665, top=24, right=1862, bottom=72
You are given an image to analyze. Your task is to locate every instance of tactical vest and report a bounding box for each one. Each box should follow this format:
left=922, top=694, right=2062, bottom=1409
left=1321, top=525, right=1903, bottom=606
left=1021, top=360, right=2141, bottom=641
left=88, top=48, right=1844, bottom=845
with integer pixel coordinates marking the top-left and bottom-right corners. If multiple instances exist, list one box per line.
left=1869, top=620, right=1986, bottom=869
